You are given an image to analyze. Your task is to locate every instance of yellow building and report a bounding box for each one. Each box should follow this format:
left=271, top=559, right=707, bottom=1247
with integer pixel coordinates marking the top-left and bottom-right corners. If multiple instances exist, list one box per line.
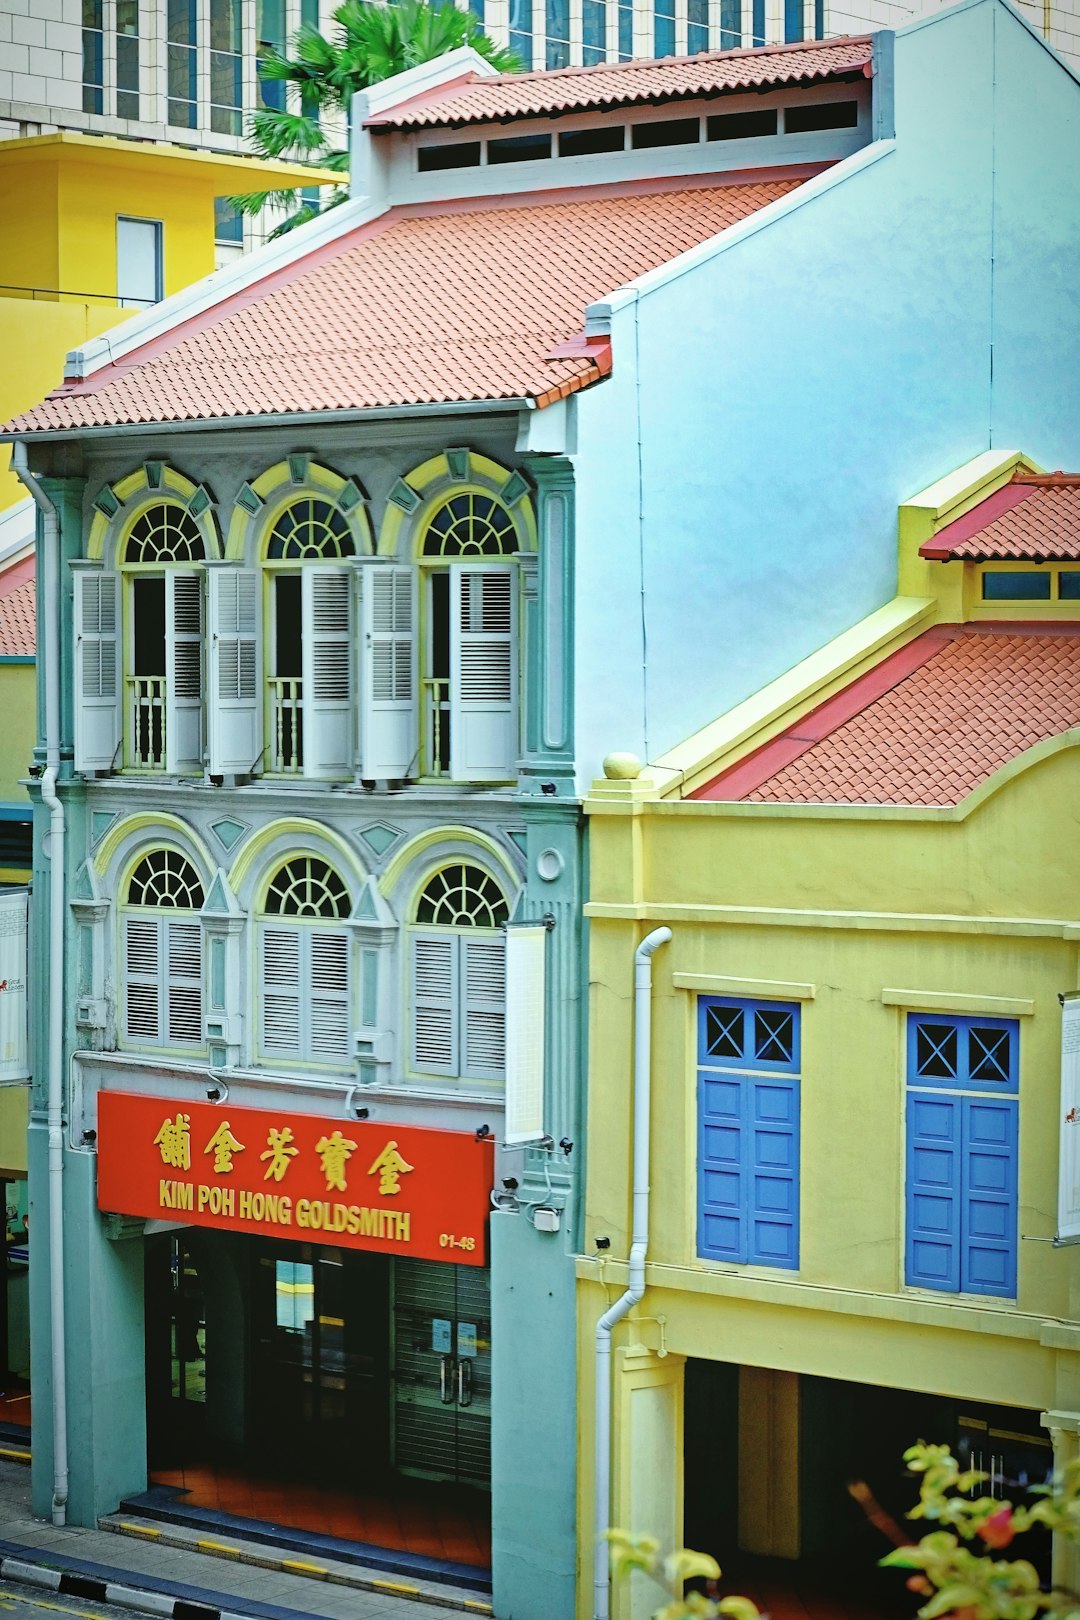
left=0, top=131, right=335, bottom=512
left=579, top=450, right=1080, bottom=1619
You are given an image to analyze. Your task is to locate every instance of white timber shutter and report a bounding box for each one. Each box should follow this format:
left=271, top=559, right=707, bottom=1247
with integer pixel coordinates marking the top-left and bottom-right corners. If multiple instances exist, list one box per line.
left=361, top=564, right=416, bottom=780
left=504, top=924, right=547, bottom=1142
left=411, top=931, right=457, bottom=1076
left=302, top=566, right=353, bottom=779
left=165, top=918, right=203, bottom=1044
left=74, top=570, right=121, bottom=773
left=450, top=565, right=517, bottom=782
left=0, top=889, right=28, bottom=1081
left=165, top=571, right=204, bottom=775
left=261, top=926, right=302, bottom=1059
left=310, top=930, right=350, bottom=1060
left=461, top=934, right=506, bottom=1081
left=124, top=915, right=162, bottom=1043
left=1059, top=995, right=1080, bottom=1242
left=208, top=568, right=260, bottom=775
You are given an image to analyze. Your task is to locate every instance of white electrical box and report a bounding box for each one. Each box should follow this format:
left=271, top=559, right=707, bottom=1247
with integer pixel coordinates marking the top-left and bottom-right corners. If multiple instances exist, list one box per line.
left=533, top=1207, right=561, bottom=1233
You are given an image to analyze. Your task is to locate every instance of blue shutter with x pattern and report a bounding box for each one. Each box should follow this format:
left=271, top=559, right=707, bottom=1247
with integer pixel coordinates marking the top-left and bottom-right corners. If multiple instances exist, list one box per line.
left=905, top=1015, right=1018, bottom=1299
left=698, top=997, right=800, bottom=1270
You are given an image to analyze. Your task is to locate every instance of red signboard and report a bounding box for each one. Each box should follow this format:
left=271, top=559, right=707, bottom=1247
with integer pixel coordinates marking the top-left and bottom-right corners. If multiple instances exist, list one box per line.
left=97, top=1091, right=493, bottom=1265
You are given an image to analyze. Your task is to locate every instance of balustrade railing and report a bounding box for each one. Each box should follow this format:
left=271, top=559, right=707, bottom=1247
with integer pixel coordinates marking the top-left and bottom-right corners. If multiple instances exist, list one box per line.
left=422, top=676, right=450, bottom=778
left=270, top=677, right=303, bottom=773
left=128, top=677, right=166, bottom=769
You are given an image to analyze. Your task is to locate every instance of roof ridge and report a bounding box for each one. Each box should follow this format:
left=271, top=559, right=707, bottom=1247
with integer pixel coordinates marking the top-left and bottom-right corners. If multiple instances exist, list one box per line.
left=472, top=32, right=872, bottom=88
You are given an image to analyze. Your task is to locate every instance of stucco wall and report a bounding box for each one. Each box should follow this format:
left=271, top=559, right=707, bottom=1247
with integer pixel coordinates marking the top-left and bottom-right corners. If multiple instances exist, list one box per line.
left=572, top=0, right=1080, bottom=784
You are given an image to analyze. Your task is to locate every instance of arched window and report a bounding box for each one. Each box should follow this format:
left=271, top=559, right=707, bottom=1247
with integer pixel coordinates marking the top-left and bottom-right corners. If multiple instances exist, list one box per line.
left=122, top=849, right=204, bottom=1047
left=418, top=492, right=518, bottom=782
left=258, top=856, right=351, bottom=1064
left=125, top=504, right=206, bottom=564
left=410, top=862, right=507, bottom=1084
left=266, top=499, right=355, bottom=561
left=121, top=501, right=205, bottom=773
left=264, top=500, right=355, bottom=779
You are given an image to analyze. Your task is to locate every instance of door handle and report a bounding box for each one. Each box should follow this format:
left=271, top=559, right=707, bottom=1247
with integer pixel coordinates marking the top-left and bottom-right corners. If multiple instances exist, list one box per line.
left=439, top=1356, right=456, bottom=1404
left=457, top=1356, right=472, bottom=1408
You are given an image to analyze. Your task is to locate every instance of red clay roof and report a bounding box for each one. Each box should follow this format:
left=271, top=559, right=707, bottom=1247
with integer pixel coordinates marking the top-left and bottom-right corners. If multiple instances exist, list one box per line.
left=4, top=174, right=807, bottom=435
left=920, top=475, right=1080, bottom=562
left=0, top=571, right=35, bottom=657
left=365, top=37, right=872, bottom=130
left=695, top=623, right=1080, bottom=807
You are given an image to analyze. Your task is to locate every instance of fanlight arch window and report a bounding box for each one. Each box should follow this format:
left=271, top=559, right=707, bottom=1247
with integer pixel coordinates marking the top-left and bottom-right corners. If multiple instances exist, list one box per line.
left=121, top=849, right=205, bottom=1048
left=410, top=862, right=508, bottom=1084
left=263, top=499, right=356, bottom=779
left=258, top=855, right=352, bottom=1065
left=418, top=491, right=518, bottom=782
left=421, top=493, right=517, bottom=558
left=124, top=502, right=206, bottom=564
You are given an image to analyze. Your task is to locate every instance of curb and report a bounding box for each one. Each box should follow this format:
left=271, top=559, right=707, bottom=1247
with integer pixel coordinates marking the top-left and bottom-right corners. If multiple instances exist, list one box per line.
left=0, top=1552, right=256, bottom=1620
left=103, top=1520, right=492, bottom=1614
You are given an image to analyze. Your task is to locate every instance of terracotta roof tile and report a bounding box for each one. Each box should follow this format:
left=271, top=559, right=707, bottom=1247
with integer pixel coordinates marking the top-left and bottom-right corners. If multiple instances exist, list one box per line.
left=365, top=37, right=872, bottom=130
left=920, top=475, right=1080, bottom=562
left=5, top=176, right=803, bottom=435
left=697, top=625, right=1080, bottom=806
left=0, top=578, right=35, bottom=657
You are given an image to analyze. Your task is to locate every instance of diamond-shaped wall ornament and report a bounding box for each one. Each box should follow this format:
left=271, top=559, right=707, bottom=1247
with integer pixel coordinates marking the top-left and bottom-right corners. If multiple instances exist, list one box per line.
left=202, top=868, right=240, bottom=917
left=506, top=830, right=528, bottom=858
left=188, top=484, right=212, bottom=518
left=71, top=860, right=100, bottom=903
left=210, top=817, right=249, bottom=852
left=502, top=469, right=530, bottom=507
left=388, top=479, right=421, bottom=514
left=288, top=453, right=310, bottom=485
left=144, top=461, right=164, bottom=490
left=90, top=810, right=119, bottom=849
left=355, top=822, right=404, bottom=860
left=338, top=478, right=364, bottom=513
left=93, top=485, right=120, bottom=518
left=446, top=448, right=470, bottom=480
left=236, top=483, right=262, bottom=515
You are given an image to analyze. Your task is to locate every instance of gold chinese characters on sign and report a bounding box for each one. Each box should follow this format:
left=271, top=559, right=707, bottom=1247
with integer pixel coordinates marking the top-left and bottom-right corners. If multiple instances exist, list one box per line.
left=154, top=1114, right=414, bottom=1198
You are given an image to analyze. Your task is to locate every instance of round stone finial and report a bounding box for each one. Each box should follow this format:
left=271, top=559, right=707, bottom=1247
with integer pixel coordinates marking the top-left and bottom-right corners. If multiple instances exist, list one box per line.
left=603, top=752, right=643, bottom=781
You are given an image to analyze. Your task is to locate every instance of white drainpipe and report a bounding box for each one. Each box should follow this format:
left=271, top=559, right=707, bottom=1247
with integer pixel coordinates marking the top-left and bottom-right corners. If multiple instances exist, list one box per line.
left=12, top=442, right=69, bottom=1527
left=593, top=925, right=672, bottom=1620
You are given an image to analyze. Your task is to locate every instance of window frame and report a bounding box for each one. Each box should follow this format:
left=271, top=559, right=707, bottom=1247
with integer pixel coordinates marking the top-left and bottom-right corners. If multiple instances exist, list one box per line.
left=255, top=855, right=354, bottom=1071
left=119, top=848, right=206, bottom=1054
left=121, top=531, right=205, bottom=775
left=406, top=862, right=510, bottom=1089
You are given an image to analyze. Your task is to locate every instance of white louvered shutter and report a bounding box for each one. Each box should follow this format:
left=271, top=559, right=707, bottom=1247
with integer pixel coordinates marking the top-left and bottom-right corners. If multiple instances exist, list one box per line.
left=411, top=932, right=457, bottom=1077
left=261, top=926, right=302, bottom=1059
left=74, top=571, right=121, bottom=772
left=461, top=934, right=507, bottom=1081
left=310, top=930, right=350, bottom=1060
left=165, top=571, right=204, bottom=775
left=361, top=564, right=417, bottom=780
left=124, top=915, right=162, bottom=1043
left=505, top=924, right=546, bottom=1142
left=450, top=565, right=517, bottom=782
left=165, top=918, right=203, bottom=1044
left=302, top=566, right=353, bottom=779
left=208, top=568, right=260, bottom=775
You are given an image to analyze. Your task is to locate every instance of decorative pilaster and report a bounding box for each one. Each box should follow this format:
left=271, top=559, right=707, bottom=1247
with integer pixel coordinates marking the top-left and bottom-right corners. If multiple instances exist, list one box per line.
left=519, top=455, right=575, bottom=793
left=37, top=475, right=85, bottom=776
left=201, top=869, right=244, bottom=1069
left=69, top=860, right=109, bottom=1051
left=1042, top=1410, right=1080, bottom=1592
left=350, top=877, right=398, bottom=1086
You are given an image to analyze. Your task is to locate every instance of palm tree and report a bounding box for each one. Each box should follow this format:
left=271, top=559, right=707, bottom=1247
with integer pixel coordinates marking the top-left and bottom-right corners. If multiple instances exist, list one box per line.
left=232, top=0, right=521, bottom=238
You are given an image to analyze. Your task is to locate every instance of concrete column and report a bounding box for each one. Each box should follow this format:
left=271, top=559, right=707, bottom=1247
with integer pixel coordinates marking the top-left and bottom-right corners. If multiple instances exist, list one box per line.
left=612, top=1344, right=685, bottom=1620
left=738, top=1366, right=800, bottom=1559
left=1042, top=1410, right=1080, bottom=1594
left=29, top=1129, right=147, bottom=1523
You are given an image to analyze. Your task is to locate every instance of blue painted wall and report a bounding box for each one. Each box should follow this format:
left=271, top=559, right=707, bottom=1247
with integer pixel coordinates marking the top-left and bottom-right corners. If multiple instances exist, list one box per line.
left=571, top=0, right=1080, bottom=781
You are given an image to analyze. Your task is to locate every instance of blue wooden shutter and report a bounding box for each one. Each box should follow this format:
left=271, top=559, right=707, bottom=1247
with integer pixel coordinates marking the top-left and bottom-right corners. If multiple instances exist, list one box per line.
left=961, top=1097, right=1017, bottom=1298
left=699, top=1074, right=747, bottom=1262
left=905, top=1091, right=961, bottom=1291
left=748, top=1079, right=799, bottom=1269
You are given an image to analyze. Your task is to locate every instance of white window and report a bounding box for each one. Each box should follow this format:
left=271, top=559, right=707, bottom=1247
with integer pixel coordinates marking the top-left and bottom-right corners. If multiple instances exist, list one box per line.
left=122, top=504, right=205, bottom=773
left=116, top=216, right=163, bottom=309
left=410, top=863, right=509, bottom=1084
left=258, top=856, right=352, bottom=1065
left=420, top=494, right=519, bottom=782
left=121, top=850, right=205, bottom=1048
left=264, top=499, right=357, bottom=780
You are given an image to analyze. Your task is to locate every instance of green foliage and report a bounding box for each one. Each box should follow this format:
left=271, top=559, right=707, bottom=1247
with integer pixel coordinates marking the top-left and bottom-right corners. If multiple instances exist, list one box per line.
left=233, top=0, right=522, bottom=238
left=609, top=1442, right=1080, bottom=1620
